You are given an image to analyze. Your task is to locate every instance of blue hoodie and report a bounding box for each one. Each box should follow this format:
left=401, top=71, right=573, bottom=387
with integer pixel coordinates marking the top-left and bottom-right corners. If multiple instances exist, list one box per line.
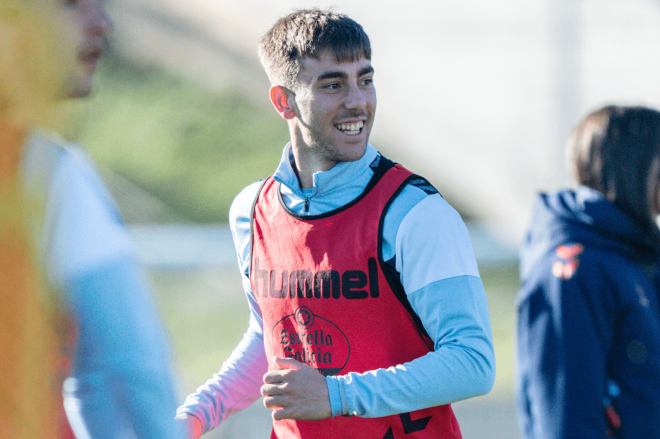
left=516, top=186, right=660, bottom=439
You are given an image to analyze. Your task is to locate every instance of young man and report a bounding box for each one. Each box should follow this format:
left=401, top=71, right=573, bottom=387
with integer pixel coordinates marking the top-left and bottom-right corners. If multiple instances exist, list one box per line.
left=177, top=9, right=495, bottom=439
left=0, top=1, right=185, bottom=437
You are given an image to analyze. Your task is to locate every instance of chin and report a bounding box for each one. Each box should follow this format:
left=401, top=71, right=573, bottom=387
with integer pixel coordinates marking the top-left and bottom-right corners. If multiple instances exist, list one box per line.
left=64, top=75, right=94, bottom=99
left=66, top=85, right=93, bottom=99
left=340, top=142, right=368, bottom=162
left=67, top=89, right=92, bottom=99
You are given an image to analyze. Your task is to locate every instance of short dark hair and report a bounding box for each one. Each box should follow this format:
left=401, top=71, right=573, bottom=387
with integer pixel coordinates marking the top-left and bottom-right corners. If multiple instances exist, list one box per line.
left=257, top=9, right=371, bottom=89
left=568, top=105, right=660, bottom=235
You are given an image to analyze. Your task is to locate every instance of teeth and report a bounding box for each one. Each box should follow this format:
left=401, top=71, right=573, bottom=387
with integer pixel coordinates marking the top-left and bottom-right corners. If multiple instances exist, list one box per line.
left=335, top=121, right=364, bottom=135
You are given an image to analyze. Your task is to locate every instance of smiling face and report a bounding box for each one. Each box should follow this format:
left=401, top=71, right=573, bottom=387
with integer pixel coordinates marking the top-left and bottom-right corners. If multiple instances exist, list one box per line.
left=286, top=50, right=376, bottom=176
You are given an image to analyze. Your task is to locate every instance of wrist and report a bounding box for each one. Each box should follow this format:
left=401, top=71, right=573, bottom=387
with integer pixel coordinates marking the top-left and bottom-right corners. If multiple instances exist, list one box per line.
left=326, top=376, right=347, bottom=417
left=175, top=414, right=203, bottom=439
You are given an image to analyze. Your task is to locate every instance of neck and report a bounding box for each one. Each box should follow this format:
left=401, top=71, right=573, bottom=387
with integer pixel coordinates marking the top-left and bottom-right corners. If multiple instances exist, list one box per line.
left=289, top=144, right=338, bottom=189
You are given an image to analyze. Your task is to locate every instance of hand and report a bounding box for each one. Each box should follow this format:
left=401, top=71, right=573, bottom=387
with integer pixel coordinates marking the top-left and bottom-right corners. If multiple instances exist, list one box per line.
left=261, top=356, right=332, bottom=421
left=174, top=414, right=203, bottom=439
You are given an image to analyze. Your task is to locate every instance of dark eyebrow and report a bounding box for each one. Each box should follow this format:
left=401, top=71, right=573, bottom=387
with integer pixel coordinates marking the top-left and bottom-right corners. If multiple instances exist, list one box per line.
left=316, top=66, right=374, bottom=82
left=358, top=66, right=375, bottom=77
left=317, top=71, right=348, bottom=82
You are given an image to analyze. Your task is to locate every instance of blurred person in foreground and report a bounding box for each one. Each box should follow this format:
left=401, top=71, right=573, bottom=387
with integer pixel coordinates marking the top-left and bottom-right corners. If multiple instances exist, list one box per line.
left=176, top=9, right=495, bottom=439
left=0, top=0, right=185, bottom=437
left=0, top=2, right=65, bottom=432
left=516, top=105, right=660, bottom=438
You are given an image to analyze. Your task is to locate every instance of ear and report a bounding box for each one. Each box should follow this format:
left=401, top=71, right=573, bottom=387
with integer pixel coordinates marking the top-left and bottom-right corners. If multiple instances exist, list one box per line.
left=269, top=85, right=296, bottom=120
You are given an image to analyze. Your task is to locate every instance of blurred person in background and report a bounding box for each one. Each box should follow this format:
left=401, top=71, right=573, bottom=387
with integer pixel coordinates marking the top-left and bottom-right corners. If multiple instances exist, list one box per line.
left=176, top=8, right=495, bottom=439
left=0, top=0, right=185, bottom=437
left=0, top=2, right=65, bottom=433
left=516, top=105, right=660, bottom=438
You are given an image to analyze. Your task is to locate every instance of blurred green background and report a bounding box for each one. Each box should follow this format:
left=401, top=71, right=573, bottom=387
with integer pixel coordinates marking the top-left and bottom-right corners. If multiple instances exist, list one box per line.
left=67, top=51, right=288, bottom=223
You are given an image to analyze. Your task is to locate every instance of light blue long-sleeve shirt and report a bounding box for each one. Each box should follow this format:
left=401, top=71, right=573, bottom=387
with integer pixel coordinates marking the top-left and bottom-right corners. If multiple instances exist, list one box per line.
left=23, top=133, right=185, bottom=439
left=178, top=144, right=495, bottom=432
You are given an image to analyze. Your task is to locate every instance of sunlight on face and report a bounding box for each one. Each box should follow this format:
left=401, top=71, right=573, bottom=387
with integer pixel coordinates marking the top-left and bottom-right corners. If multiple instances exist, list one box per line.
left=289, top=50, right=377, bottom=171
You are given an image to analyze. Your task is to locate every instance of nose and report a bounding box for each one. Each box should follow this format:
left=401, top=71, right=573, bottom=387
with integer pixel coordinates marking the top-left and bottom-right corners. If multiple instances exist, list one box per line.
left=86, top=1, right=113, bottom=36
left=344, top=83, right=367, bottom=111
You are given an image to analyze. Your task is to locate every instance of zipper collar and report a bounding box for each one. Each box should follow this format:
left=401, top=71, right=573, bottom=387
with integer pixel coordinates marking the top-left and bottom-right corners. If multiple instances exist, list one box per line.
left=273, top=143, right=378, bottom=197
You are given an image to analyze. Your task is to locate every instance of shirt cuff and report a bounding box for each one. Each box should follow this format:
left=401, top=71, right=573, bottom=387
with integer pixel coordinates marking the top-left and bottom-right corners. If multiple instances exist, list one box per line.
left=326, top=376, right=344, bottom=417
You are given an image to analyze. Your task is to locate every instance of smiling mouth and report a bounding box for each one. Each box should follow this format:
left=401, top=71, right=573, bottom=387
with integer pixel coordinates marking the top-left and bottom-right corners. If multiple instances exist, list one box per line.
left=335, top=121, right=364, bottom=136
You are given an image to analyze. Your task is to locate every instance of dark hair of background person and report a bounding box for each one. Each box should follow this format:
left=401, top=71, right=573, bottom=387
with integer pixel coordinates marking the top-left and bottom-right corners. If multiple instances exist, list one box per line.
left=257, top=8, right=371, bottom=89
left=567, top=105, right=660, bottom=246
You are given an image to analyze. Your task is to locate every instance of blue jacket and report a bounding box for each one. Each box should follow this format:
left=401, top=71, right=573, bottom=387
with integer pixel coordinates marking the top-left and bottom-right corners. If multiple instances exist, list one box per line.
left=516, top=186, right=660, bottom=439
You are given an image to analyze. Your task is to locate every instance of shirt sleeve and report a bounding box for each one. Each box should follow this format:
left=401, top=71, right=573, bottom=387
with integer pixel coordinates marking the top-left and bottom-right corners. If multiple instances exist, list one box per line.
left=46, top=146, right=133, bottom=282
left=63, top=258, right=186, bottom=439
left=326, top=192, right=496, bottom=417
left=176, top=321, right=267, bottom=433
left=176, top=181, right=269, bottom=432
left=47, top=148, right=185, bottom=438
